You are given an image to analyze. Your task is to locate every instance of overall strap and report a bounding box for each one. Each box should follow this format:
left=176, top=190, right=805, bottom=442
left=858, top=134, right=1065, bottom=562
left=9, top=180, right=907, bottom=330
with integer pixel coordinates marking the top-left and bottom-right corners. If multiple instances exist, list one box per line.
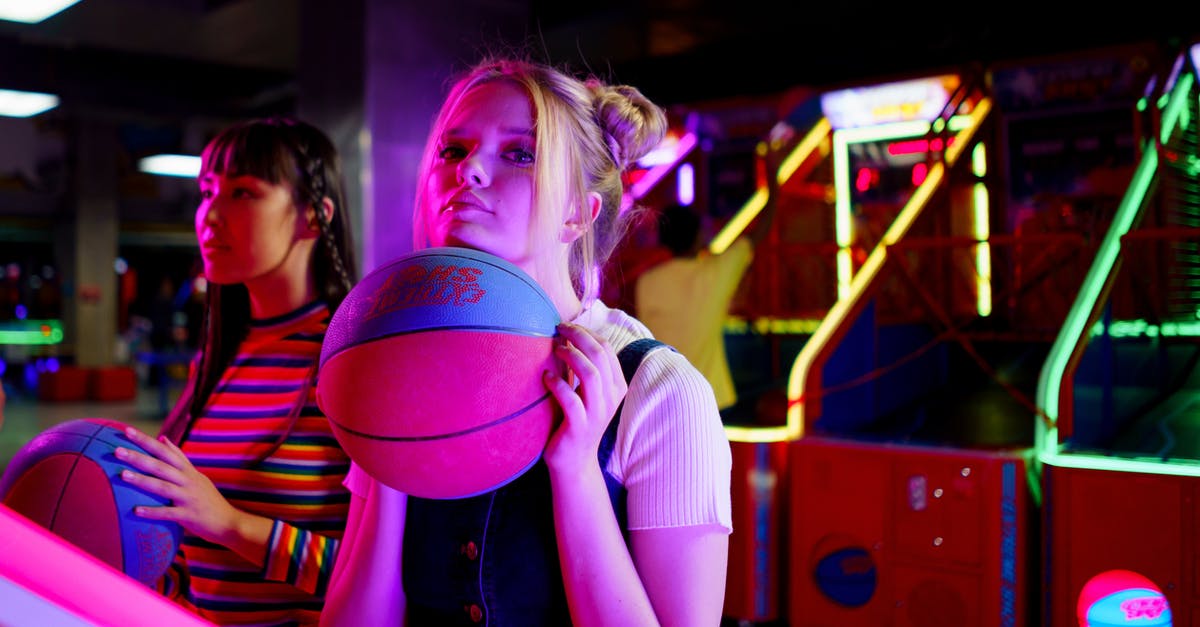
left=600, top=337, right=674, bottom=470
left=618, top=337, right=670, bottom=384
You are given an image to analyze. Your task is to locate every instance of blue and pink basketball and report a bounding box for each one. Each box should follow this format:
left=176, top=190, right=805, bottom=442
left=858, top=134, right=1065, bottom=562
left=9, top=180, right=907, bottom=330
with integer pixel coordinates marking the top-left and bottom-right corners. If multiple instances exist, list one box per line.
left=318, top=246, right=562, bottom=499
left=0, top=418, right=182, bottom=587
left=1077, top=569, right=1172, bottom=626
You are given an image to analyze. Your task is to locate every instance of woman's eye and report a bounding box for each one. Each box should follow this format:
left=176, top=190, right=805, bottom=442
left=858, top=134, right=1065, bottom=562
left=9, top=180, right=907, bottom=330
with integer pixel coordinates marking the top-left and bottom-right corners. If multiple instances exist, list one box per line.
left=438, top=145, right=466, bottom=160
left=231, top=188, right=253, bottom=199
left=505, top=148, right=534, bottom=165
left=198, top=189, right=213, bottom=200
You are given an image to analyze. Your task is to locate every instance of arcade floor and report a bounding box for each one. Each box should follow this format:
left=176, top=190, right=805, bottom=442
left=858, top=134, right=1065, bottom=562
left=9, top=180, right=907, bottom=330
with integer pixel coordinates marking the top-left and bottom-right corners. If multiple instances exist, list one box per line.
left=0, top=383, right=174, bottom=476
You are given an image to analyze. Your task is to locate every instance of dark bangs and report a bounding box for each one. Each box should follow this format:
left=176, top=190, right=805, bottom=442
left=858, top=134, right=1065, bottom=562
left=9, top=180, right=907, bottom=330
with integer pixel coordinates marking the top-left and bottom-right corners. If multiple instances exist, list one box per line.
left=200, top=123, right=297, bottom=186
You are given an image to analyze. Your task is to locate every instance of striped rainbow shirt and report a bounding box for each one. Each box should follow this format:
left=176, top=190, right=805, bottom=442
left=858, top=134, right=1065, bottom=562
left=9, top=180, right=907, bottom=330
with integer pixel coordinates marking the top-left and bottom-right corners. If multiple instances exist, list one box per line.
left=168, top=301, right=350, bottom=626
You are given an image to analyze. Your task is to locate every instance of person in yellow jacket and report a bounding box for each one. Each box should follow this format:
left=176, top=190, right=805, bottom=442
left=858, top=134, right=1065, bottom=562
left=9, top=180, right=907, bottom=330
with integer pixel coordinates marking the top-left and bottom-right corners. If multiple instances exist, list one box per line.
left=635, top=124, right=791, bottom=414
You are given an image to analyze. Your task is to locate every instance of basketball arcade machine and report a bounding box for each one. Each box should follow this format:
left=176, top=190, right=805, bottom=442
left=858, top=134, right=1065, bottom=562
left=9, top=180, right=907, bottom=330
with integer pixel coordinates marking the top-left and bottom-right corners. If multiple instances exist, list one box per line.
left=695, top=70, right=1016, bottom=624
left=1036, top=42, right=1200, bottom=627
left=715, top=111, right=832, bottom=625
left=778, top=72, right=1046, bottom=626
left=612, top=99, right=834, bottom=624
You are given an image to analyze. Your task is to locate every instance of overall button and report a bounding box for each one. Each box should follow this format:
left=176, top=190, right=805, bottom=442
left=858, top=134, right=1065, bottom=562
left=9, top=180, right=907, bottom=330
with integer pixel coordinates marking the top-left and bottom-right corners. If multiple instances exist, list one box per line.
left=466, top=603, right=484, bottom=623
left=462, top=541, right=479, bottom=561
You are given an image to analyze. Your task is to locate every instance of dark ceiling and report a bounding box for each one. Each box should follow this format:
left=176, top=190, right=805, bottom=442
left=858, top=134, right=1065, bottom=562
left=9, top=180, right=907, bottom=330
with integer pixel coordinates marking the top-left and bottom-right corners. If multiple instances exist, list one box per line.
left=0, top=1, right=1195, bottom=253
left=0, top=0, right=298, bottom=121
left=2, top=0, right=1195, bottom=121
left=536, top=7, right=1197, bottom=105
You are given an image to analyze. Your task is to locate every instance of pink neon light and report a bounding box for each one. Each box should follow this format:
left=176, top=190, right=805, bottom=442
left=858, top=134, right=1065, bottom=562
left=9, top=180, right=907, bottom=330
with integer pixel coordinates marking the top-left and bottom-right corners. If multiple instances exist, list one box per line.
left=887, top=137, right=954, bottom=156
left=911, top=162, right=928, bottom=186
left=854, top=168, right=873, bottom=193
left=0, top=505, right=213, bottom=626
left=630, top=132, right=698, bottom=200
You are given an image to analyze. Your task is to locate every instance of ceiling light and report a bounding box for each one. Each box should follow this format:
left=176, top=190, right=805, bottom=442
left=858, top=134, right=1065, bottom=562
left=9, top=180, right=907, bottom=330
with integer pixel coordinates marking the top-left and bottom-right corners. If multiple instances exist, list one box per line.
left=0, top=0, right=81, bottom=24
left=0, top=89, right=60, bottom=117
left=139, top=154, right=201, bottom=178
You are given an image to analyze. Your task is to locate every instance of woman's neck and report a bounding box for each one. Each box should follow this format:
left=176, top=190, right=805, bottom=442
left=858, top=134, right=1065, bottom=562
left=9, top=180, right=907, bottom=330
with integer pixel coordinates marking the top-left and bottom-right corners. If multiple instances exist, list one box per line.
left=539, top=274, right=583, bottom=323
left=241, top=238, right=320, bottom=319
left=245, top=275, right=318, bottom=320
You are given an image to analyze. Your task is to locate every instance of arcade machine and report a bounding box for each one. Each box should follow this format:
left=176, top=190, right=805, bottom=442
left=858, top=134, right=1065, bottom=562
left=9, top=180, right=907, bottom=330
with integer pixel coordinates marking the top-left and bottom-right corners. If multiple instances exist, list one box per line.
left=781, top=39, right=1159, bottom=625
left=781, top=71, right=1037, bottom=627
left=653, top=71, right=1014, bottom=624
left=717, top=110, right=831, bottom=625
left=1037, top=42, right=1200, bottom=627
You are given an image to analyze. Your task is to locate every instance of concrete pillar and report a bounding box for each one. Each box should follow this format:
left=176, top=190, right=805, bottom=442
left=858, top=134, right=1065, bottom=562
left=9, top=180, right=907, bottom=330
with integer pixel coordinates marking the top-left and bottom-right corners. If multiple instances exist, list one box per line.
left=66, top=118, right=119, bottom=367
left=299, top=0, right=530, bottom=275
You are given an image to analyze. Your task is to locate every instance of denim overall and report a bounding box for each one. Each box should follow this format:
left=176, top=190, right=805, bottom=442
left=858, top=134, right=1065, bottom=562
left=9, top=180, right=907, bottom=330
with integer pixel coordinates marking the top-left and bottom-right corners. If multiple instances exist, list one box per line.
left=402, top=338, right=669, bottom=626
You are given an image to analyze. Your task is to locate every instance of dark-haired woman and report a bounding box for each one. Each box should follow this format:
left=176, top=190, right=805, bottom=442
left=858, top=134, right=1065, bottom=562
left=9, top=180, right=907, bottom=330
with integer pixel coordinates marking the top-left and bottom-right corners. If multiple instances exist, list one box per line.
left=116, top=117, right=358, bottom=626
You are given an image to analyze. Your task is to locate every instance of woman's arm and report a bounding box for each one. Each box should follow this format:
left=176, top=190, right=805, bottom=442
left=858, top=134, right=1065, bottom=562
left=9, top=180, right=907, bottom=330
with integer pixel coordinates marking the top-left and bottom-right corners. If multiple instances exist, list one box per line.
left=121, top=424, right=350, bottom=594
left=544, top=323, right=664, bottom=625
left=631, top=526, right=729, bottom=625
left=116, top=427, right=276, bottom=564
left=550, top=464, right=659, bottom=626
left=545, top=322, right=734, bottom=626
left=321, top=470, right=407, bottom=627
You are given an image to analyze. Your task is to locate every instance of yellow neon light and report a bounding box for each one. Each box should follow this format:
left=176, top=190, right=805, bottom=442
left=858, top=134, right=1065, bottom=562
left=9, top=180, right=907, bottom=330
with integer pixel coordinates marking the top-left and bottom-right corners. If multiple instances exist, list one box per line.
left=724, top=425, right=793, bottom=443
left=972, top=142, right=988, bottom=178
left=836, top=249, right=853, bottom=301
left=710, top=118, right=832, bottom=254
left=780, top=118, right=831, bottom=182
left=783, top=97, right=993, bottom=440
left=976, top=243, right=993, bottom=317
left=973, top=180, right=991, bottom=317
left=711, top=188, right=769, bottom=255
left=833, top=131, right=852, bottom=248
left=832, top=115, right=978, bottom=299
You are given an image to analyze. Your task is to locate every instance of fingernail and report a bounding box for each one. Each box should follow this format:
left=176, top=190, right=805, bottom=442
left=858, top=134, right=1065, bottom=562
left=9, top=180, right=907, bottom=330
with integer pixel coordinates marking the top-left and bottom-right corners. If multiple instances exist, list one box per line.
left=115, top=447, right=126, bottom=458
left=121, top=470, right=132, bottom=480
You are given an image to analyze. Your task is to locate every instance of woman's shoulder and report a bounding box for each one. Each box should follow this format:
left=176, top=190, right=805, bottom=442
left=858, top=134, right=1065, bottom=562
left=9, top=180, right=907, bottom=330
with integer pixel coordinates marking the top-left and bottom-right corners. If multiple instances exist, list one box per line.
left=578, top=300, right=712, bottom=395
left=576, top=300, right=652, bottom=349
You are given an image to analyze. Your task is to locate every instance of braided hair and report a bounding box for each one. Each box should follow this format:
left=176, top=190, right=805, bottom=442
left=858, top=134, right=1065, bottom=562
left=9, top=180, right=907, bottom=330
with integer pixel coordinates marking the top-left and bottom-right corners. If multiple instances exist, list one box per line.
left=161, top=117, right=359, bottom=452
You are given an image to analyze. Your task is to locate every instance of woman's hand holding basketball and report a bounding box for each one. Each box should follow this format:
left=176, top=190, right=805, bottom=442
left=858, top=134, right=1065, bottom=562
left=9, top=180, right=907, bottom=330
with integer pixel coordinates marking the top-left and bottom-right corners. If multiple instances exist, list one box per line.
left=116, top=427, right=265, bottom=554
left=542, top=322, right=626, bottom=476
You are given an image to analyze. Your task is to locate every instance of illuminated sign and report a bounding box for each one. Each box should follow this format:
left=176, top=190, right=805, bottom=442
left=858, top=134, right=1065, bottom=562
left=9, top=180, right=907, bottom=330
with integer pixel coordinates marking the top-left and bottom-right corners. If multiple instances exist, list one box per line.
left=1091, top=318, right=1200, bottom=338
left=820, top=75, right=961, bottom=130
left=0, top=319, right=63, bottom=345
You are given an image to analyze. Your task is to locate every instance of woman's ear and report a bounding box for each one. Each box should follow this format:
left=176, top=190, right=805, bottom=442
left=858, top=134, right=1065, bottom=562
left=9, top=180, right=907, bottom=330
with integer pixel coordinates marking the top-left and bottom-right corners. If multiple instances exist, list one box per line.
left=561, top=192, right=602, bottom=243
left=303, top=197, right=336, bottom=236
